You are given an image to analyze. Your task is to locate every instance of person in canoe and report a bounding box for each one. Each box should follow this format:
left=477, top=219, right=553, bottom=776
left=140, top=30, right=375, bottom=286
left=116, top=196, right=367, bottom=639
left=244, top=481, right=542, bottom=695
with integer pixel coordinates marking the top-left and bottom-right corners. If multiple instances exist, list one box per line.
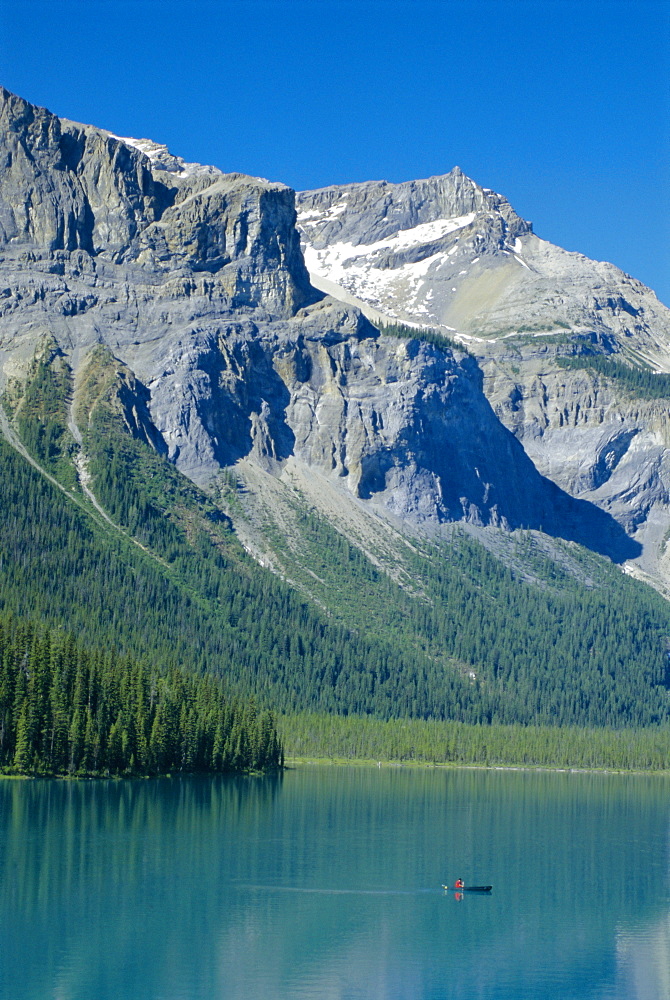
left=454, top=878, right=464, bottom=889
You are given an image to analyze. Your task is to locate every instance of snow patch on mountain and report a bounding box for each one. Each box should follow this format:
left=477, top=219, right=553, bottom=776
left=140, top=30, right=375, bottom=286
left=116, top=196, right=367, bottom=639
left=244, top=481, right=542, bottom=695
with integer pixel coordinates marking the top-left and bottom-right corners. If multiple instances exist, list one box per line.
left=301, top=213, right=476, bottom=320
left=303, top=242, right=443, bottom=319
left=299, top=213, right=475, bottom=256
left=298, top=200, right=349, bottom=223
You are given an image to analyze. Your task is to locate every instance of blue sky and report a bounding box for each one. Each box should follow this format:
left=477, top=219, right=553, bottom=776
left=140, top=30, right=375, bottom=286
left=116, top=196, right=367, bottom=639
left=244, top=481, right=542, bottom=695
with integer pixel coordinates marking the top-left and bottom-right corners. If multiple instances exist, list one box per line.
left=2, top=0, right=669, bottom=304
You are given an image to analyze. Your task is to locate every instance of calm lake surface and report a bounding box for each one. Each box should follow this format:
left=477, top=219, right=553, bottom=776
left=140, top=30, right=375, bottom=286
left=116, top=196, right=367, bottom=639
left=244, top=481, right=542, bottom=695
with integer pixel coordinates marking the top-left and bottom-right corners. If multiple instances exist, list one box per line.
left=1, top=766, right=669, bottom=1000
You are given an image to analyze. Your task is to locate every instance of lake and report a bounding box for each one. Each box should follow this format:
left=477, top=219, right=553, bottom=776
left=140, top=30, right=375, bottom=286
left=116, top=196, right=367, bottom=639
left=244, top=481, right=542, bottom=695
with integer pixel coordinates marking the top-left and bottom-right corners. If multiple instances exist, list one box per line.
left=1, top=766, right=668, bottom=999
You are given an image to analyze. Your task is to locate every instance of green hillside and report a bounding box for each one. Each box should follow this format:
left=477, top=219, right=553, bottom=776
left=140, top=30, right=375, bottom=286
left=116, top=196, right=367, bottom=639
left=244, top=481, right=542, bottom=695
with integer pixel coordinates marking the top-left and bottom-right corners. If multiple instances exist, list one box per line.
left=1, top=344, right=669, bottom=732
left=0, top=613, right=282, bottom=777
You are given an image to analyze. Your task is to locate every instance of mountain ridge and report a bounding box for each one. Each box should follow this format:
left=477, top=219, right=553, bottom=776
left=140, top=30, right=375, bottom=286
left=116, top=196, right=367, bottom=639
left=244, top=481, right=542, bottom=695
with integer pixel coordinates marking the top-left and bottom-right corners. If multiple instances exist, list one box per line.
left=1, top=86, right=670, bottom=730
left=0, top=84, right=638, bottom=553
left=296, top=171, right=670, bottom=590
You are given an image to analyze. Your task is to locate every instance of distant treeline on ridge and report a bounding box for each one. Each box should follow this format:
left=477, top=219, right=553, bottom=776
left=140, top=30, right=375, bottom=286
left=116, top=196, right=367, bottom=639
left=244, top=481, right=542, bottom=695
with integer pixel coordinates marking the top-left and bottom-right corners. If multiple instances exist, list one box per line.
left=557, top=354, right=670, bottom=399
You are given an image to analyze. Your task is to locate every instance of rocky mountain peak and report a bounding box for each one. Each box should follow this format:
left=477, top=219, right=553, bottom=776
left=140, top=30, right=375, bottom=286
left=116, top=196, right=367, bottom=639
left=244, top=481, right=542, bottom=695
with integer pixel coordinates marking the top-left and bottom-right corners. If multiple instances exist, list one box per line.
left=0, top=87, right=313, bottom=314
left=296, top=167, right=670, bottom=591
left=295, top=169, right=532, bottom=332
left=0, top=86, right=164, bottom=254
left=2, top=86, right=669, bottom=589
left=296, top=167, right=531, bottom=252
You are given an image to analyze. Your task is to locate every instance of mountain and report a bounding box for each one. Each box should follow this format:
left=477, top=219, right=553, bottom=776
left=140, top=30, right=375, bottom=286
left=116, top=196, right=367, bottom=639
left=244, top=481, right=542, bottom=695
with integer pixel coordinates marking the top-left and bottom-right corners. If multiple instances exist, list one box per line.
left=297, top=171, right=670, bottom=592
left=1, top=85, right=669, bottom=730
left=0, top=88, right=641, bottom=556
left=296, top=168, right=670, bottom=357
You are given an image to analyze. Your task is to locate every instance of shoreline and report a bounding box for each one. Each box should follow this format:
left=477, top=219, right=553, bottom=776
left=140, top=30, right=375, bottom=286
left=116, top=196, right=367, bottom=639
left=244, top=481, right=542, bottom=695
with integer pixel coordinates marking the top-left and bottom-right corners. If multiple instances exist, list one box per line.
left=283, top=756, right=670, bottom=776
left=3, top=760, right=668, bottom=780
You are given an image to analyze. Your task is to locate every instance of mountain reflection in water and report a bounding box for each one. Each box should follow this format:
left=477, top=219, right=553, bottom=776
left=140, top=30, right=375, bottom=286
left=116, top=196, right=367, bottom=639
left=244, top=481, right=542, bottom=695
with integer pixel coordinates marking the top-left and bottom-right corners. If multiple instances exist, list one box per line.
left=0, top=767, right=668, bottom=1000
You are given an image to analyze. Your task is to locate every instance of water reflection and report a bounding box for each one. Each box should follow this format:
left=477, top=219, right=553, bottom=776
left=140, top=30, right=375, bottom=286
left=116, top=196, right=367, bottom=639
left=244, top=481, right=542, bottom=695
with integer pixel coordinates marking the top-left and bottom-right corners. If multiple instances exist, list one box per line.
left=616, top=914, right=670, bottom=1000
left=0, top=767, right=668, bottom=999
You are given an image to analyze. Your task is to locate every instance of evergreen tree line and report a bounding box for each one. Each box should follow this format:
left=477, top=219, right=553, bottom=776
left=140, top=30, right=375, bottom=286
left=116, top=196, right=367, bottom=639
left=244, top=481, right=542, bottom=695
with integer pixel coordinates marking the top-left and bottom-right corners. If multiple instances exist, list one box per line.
left=403, top=535, right=670, bottom=727
left=556, top=355, right=670, bottom=399
left=0, top=614, right=283, bottom=776
left=0, top=432, right=445, bottom=717
left=376, top=320, right=469, bottom=355
left=282, top=509, right=670, bottom=727
left=3, top=349, right=670, bottom=733
left=3, top=417, right=670, bottom=730
left=282, top=712, right=670, bottom=772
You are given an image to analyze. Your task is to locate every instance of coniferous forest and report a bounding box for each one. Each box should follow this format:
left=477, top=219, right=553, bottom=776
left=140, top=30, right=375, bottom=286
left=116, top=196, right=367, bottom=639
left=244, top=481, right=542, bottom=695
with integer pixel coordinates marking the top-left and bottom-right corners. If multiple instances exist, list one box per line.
left=281, top=712, right=670, bottom=772
left=1, top=345, right=670, bottom=775
left=0, top=613, right=282, bottom=776
left=557, top=354, right=670, bottom=399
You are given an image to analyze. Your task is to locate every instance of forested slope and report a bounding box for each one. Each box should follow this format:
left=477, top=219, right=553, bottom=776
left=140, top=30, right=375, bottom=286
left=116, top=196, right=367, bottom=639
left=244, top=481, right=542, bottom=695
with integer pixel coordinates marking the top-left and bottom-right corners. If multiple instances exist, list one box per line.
left=281, top=713, right=670, bottom=772
left=0, top=614, right=282, bottom=776
left=1, top=344, right=670, bottom=730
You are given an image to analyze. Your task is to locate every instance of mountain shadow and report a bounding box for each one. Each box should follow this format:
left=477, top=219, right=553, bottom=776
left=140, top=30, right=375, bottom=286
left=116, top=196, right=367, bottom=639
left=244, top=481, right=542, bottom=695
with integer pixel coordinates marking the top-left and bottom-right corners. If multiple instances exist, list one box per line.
left=415, top=365, right=642, bottom=563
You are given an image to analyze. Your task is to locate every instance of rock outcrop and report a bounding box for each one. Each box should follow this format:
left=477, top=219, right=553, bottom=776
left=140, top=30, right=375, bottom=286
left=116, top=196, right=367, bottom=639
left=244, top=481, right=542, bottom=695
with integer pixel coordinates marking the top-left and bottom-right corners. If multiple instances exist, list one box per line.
left=0, top=87, right=649, bottom=574
left=298, top=172, right=670, bottom=586
left=0, top=86, right=312, bottom=314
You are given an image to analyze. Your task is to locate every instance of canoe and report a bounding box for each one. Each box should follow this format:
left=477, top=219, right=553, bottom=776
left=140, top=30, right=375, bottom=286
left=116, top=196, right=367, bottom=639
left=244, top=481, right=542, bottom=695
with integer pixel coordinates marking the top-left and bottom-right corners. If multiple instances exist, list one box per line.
left=442, top=884, right=492, bottom=892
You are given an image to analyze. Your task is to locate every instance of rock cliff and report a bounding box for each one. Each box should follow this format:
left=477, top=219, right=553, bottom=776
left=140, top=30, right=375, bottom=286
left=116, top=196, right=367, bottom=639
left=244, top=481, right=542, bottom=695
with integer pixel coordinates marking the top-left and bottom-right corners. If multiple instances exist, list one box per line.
left=298, top=173, right=670, bottom=587
left=0, top=88, right=651, bottom=578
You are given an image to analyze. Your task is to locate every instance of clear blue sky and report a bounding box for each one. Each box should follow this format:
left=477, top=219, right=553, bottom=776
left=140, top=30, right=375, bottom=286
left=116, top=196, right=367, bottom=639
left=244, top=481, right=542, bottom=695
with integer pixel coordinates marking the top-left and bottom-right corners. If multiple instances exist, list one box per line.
left=1, top=0, right=669, bottom=304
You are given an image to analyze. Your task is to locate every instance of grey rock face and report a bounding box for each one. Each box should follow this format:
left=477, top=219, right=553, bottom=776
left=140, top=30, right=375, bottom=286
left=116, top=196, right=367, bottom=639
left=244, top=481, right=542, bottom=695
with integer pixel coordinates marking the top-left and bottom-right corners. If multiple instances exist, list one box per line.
left=298, top=168, right=529, bottom=250
left=0, top=88, right=645, bottom=571
left=0, top=87, right=313, bottom=316
left=298, top=171, right=670, bottom=586
left=0, top=86, right=163, bottom=254
left=297, top=171, right=670, bottom=362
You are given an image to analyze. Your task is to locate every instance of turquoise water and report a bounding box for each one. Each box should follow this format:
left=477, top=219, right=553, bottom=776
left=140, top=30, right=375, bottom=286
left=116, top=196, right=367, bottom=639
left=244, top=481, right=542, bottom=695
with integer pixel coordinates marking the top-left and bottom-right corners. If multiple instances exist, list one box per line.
left=1, top=766, right=669, bottom=999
